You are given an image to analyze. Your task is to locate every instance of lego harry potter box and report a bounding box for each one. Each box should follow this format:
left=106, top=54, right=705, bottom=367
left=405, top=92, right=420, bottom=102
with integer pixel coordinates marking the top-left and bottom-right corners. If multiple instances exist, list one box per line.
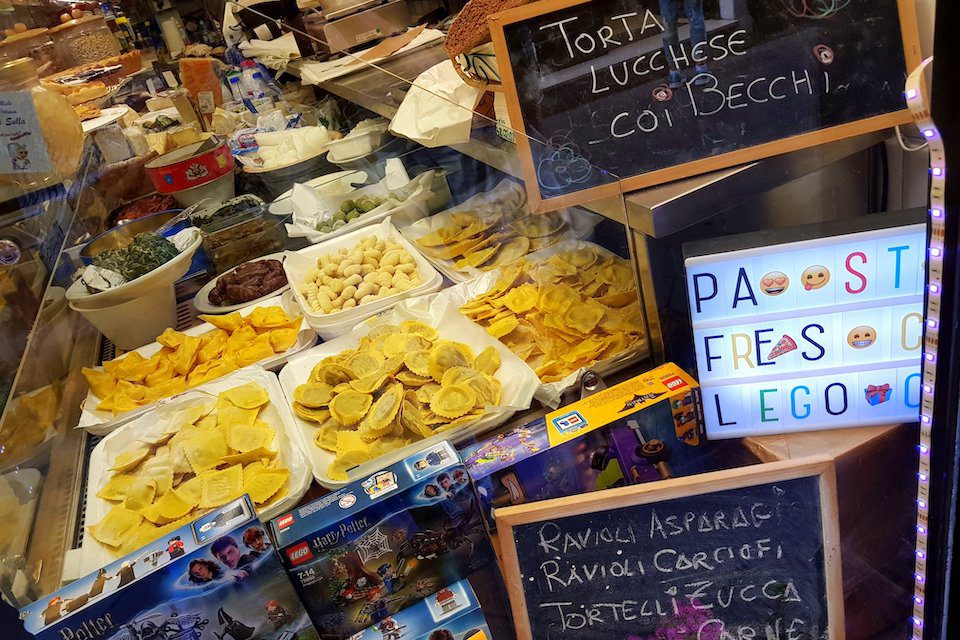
left=269, top=442, right=493, bottom=640
left=346, top=579, right=490, bottom=640
left=20, top=496, right=317, bottom=640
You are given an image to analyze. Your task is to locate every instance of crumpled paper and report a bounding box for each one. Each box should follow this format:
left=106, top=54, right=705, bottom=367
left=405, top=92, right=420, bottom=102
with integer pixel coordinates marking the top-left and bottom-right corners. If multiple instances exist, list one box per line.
left=390, top=60, right=480, bottom=147
left=235, top=125, right=338, bottom=168
left=298, top=29, right=445, bottom=85
left=239, top=32, right=301, bottom=71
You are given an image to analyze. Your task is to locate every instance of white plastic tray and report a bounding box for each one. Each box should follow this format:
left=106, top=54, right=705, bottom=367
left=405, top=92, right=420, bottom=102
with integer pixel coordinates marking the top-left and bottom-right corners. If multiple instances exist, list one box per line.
left=278, top=296, right=540, bottom=488
left=78, top=295, right=318, bottom=435
left=398, top=179, right=602, bottom=283
left=0, top=468, right=43, bottom=562
left=79, top=368, right=311, bottom=576
left=422, top=239, right=648, bottom=407
left=283, top=217, right=443, bottom=338
left=192, top=252, right=290, bottom=315
left=267, top=170, right=369, bottom=216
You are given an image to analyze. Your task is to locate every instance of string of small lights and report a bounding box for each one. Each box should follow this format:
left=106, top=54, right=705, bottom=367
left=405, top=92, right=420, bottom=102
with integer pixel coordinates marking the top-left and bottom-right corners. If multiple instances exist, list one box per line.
left=904, top=57, right=939, bottom=638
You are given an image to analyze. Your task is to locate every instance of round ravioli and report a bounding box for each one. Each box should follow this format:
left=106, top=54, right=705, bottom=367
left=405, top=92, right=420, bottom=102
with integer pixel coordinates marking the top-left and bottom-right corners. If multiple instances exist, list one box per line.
left=383, top=332, right=428, bottom=358
left=294, top=382, right=335, bottom=408
left=404, top=350, right=431, bottom=377
left=329, top=390, right=373, bottom=426
left=415, top=383, right=442, bottom=405
left=465, top=373, right=501, bottom=407
left=381, top=355, right=406, bottom=376
left=350, top=372, right=391, bottom=394
left=400, top=320, right=439, bottom=341
left=486, top=237, right=529, bottom=269
left=359, top=383, right=403, bottom=440
left=396, top=370, right=433, bottom=387
left=456, top=245, right=499, bottom=269
left=345, top=352, right=382, bottom=379
left=311, top=362, right=354, bottom=386
left=314, top=422, right=339, bottom=451
left=473, top=346, right=501, bottom=375
left=428, top=342, right=474, bottom=382
left=430, top=384, right=476, bottom=419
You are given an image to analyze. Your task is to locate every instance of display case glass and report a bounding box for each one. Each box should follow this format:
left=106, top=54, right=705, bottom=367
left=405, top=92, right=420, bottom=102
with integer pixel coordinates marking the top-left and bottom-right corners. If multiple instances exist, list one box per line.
left=0, top=1, right=951, bottom=638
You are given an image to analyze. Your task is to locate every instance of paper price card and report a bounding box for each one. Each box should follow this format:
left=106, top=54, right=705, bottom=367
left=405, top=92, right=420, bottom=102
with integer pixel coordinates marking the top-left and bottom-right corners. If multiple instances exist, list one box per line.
left=685, top=223, right=925, bottom=438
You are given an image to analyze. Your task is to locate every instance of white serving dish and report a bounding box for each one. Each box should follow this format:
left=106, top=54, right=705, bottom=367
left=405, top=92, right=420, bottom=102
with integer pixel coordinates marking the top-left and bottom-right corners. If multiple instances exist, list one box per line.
left=282, top=217, right=443, bottom=338
left=193, top=252, right=290, bottom=315
left=423, top=238, right=647, bottom=407
left=325, top=120, right=389, bottom=161
left=399, top=180, right=602, bottom=283
left=81, top=105, right=129, bottom=134
left=267, top=170, right=369, bottom=216
left=277, top=296, right=539, bottom=488
left=132, top=106, right=179, bottom=129
left=66, top=230, right=203, bottom=309
left=77, top=295, right=317, bottom=434
left=0, top=468, right=43, bottom=562
left=78, top=367, right=311, bottom=575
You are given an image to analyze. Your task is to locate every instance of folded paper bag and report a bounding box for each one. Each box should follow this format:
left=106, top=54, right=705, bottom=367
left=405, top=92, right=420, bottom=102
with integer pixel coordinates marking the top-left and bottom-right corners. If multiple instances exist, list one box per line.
left=389, top=61, right=480, bottom=147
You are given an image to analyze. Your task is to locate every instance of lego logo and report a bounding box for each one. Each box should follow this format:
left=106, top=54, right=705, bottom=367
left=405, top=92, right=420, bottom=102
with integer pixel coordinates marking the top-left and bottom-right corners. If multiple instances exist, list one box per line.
left=664, top=376, right=687, bottom=390
left=287, top=542, right=312, bottom=565
left=277, top=514, right=294, bottom=530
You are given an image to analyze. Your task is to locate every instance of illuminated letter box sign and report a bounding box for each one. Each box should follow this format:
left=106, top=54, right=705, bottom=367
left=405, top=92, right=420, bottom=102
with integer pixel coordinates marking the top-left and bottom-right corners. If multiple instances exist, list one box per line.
left=685, top=223, right=925, bottom=439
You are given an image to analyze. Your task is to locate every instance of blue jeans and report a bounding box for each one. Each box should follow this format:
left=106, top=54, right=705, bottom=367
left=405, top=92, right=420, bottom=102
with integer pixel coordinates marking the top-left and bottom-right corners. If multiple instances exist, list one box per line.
left=658, top=0, right=707, bottom=72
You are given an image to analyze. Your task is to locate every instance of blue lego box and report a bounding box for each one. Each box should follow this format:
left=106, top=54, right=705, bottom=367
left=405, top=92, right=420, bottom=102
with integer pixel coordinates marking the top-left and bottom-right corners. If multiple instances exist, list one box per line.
left=269, top=442, right=494, bottom=640
left=461, top=365, right=710, bottom=532
left=346, top=579, right=491, bottom=640
left=20, top=495, right=318, bottom=640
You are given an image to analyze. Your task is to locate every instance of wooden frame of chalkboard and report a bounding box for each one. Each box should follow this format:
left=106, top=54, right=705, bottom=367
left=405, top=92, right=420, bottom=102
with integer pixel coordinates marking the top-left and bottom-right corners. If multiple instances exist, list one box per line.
left=489, top=0, right=923, bottom=213
left=496, top=455, right=844, bottom=640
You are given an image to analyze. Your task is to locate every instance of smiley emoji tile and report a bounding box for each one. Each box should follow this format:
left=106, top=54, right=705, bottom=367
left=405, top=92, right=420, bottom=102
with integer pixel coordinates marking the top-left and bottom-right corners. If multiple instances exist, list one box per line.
left=760, top=271, right=789, bottom=296
left=847, top=325, right=877, bottom=349
left=801, top=265, right=831, bottom=290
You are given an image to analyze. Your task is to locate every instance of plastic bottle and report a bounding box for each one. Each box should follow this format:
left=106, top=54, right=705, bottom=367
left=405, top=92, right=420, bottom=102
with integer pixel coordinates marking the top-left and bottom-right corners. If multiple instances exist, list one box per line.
left=227, top=74, right=243, bottom=101
left=240, top=59, right=261, bottom=99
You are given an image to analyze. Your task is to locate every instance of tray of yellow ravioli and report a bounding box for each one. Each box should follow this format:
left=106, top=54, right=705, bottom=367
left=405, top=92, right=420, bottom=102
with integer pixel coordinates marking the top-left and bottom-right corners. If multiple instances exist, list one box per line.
left=398, top=179, right=601, bottom=283
left=79, top=367, right=311, bottom=576
left=422, top=240, right=648, bottom=407
left=277, top=296, right=539, bottom=488
left=0, top=384, right=61, bottom=473
left=78, top=296, right=317, bottom=435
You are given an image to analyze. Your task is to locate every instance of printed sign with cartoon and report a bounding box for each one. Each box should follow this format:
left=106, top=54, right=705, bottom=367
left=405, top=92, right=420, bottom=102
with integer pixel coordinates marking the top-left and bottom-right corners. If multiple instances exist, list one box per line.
left=685, top=222, right=925, bottom=438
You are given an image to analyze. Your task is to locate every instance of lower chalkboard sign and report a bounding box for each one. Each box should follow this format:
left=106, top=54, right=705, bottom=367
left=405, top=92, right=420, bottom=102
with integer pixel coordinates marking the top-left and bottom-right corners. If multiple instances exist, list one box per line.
left=496, top=456, right=843, bottom=640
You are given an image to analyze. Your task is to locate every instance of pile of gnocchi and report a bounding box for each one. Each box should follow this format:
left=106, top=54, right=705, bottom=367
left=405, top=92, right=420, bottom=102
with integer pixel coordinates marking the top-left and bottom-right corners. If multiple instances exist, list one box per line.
left=300, top=236, right=423, bottom=314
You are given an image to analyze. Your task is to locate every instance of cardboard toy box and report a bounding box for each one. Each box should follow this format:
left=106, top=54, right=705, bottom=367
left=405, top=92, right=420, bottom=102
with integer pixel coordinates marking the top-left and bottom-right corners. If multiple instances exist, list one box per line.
left=461, top=363, right=709, bottom=532
left=20, top=495, right=318, bottom=640
left=346, top=579, right=491, bottom=640
left=269, top=442, right=494, bottom=640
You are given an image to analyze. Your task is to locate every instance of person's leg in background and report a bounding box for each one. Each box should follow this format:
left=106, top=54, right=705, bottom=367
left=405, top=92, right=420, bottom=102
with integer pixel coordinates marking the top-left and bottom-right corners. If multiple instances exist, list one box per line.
left=684, top=0, right=711, bottom=82
left=658, top=0, right=684, bottom=88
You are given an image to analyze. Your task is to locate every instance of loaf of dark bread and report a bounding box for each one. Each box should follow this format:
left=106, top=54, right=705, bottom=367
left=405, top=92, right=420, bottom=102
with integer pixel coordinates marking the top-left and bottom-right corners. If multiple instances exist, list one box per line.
left=444, top=0, right=530, bottom=58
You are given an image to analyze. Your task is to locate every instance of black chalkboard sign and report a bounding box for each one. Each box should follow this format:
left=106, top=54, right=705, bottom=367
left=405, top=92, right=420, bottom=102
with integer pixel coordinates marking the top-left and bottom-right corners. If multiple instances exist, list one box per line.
left=496, top=456, right=843, bottom=640
left=489, top=0, right=921, bottom=211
